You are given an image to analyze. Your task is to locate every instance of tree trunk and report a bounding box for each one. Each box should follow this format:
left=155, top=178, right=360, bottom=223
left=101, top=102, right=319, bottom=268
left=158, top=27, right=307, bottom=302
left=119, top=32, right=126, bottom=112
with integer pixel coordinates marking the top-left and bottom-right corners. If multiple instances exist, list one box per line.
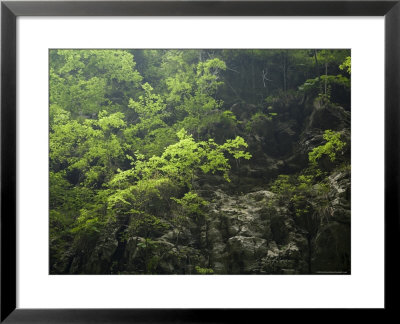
left=324, top=62, right=328, bottom=95
left=314, top=49, right=320, bottom=81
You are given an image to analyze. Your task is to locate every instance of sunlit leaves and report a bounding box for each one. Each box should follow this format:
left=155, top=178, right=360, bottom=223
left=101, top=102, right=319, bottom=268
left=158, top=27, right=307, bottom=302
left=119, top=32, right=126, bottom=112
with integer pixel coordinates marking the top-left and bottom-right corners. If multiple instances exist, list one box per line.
left=50, top=49, right=142, bottom=117
left=339, top=56, right=351, bottom=74
left=105, top=129, right=251, bottom=236
left=308, top=130, right=346, bottom=166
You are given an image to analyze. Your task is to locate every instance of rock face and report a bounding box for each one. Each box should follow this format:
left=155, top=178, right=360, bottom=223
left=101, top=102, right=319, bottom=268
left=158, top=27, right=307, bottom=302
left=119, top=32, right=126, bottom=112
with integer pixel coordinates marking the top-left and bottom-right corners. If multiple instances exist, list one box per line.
left=312, top=170, right=351, bottom=273
left=103, top=168, right=350, bottom=274
left=196, top=170, right=349, bottom=274
left=206, top=190, right=304, bottom=274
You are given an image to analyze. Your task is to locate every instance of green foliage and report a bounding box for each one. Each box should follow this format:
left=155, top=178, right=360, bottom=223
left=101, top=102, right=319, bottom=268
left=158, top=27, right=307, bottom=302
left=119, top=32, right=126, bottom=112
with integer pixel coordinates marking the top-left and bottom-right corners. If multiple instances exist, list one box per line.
left=70, top=209, right=102, bottom=235
left=297, top=51, right=350, bottom=107
left=339, top=56, right=351, bottom=74
left=50, top=50, right=142, bottom=117
left=125, top=82, right=169, bottom=153
left=245, top=111, right=276, bottom=133
left=195, top=266, right=214, bottom=274
left=196, top=58, right=226, bottom=94
left=128, top=83, right=166, bottom=124
left=111, top=129, right=251, bottom=191
left=221, top=110, right=237, bottom=123
left=172, top=192, right=208, bottom=216
left=270, top=174, right=314, bottom=207
left=137, top=238, right=158, bottom=249
left=299, top=75, right=350, bottom=96
left=163, top=55, right=227, bottom=138
left=308, top=130, right=346, bottom=166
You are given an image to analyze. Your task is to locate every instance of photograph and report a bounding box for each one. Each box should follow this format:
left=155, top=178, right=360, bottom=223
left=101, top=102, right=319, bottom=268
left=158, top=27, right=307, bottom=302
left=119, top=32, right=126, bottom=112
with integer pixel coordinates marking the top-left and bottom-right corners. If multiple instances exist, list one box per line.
left=49, top=49, right=351, bottom=275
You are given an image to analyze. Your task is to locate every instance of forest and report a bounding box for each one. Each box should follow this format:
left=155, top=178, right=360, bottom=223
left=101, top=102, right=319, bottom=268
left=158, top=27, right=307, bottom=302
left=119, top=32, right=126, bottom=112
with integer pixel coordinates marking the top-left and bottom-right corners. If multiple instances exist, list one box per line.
left=49, top=49, right=351, bottom=274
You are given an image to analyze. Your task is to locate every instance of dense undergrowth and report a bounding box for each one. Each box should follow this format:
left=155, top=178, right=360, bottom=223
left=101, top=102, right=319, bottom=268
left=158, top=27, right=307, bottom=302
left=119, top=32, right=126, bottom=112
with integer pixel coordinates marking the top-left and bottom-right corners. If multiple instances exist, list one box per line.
left=50, top=49, right=351, bottom=274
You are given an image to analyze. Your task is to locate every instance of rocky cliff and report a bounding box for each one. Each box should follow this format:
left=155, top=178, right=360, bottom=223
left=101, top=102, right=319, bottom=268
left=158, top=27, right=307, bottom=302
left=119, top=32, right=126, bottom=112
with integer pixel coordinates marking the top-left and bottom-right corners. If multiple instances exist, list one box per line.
left=62, top=97, right=351, bottom=275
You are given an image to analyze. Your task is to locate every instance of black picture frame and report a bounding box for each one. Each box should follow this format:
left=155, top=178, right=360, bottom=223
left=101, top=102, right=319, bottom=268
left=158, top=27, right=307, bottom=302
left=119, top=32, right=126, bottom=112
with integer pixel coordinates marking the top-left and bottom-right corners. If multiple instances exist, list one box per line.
left=1, top=0, right=398, bottom=322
